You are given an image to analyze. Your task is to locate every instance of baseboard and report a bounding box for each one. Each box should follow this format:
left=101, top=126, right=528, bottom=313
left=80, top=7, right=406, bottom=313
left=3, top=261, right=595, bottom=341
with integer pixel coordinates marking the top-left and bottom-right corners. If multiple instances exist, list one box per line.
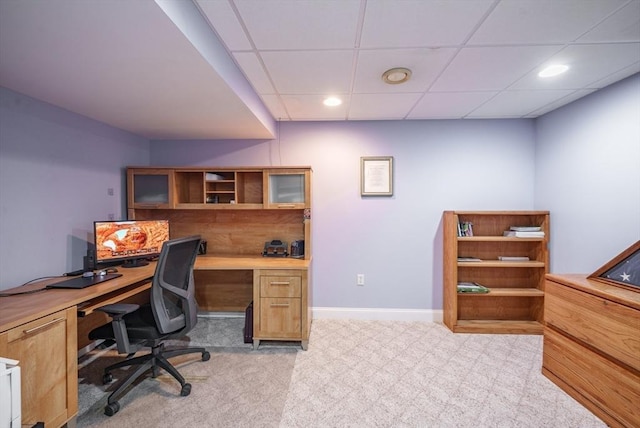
left=198, top=311, right=244, bottom=319
left=312, top=307, right=443, bottom=322
left=194, top=308, right=443, bottom=322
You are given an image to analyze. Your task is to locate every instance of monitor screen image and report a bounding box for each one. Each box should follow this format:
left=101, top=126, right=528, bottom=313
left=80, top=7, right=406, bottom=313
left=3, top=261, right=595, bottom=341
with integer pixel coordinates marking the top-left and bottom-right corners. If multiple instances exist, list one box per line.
left=94, top=220, right=169, bottom=267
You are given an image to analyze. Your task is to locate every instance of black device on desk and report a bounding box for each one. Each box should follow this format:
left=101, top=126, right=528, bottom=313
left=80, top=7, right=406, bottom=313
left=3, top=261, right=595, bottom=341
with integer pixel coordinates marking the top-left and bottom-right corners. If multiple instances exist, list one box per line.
left=262, top=240, right=288, bottom=257
left=46, top=273, right=122, bottom=289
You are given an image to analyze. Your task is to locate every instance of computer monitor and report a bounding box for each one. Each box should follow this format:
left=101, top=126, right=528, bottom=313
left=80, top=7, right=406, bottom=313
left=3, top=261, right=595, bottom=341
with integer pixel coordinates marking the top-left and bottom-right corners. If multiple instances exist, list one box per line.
left=94, top=220, right=169, bottom=268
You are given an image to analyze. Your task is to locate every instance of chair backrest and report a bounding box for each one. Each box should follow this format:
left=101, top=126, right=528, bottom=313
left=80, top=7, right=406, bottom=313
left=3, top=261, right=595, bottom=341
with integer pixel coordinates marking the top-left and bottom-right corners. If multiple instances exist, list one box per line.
left=150, top=235, right=201, bottom=336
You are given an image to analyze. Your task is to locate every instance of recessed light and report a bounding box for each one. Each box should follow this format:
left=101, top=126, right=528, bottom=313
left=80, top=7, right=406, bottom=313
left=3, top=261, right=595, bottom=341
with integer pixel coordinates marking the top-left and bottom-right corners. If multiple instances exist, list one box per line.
left=538, top=64, right=569, bottom=78
left=382, top=67, right=412, bottom=84
left=323, top=96, right=342, bottom=107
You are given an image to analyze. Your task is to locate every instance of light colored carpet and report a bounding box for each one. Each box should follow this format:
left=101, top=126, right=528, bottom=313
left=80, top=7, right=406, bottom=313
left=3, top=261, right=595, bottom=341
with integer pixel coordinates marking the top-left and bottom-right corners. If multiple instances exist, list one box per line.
left=77, top=318, right=606, bottom=427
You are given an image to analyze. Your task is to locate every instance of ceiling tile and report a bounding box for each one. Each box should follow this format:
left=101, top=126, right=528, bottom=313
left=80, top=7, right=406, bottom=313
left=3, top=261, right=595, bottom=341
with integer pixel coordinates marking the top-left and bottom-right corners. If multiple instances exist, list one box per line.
left=353, top=48, right=457, bottom=93
left=233, top=52, right=275, bottom=93
left=360, top=0, right=494, bottom=48
left=509, top=43, right=640, bottom=90
left=587, top=61, right=640, bottom=88
left=280, top=94, right=347, bottom=120
left=526, top=89, right=597, bottom=116
left=470, top=0, right=628, bottom=45
left=431, top=45, right=562, bottom=91
left=233, top=0, right=361, bottom=50
left=467, top=89, right=577, bottom=117
left=348, top=93, right=422, bottom=119
left=196, top=0, right=252, bottom=50
left=260, top=50, right=354, bottom=94
left=579, top=0, right=640, bottom=42
left=408, top=92, right=497, bottom=119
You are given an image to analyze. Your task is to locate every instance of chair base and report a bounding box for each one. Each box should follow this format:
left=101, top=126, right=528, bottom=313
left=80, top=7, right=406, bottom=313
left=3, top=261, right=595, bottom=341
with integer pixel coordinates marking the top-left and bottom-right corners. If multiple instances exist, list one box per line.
left=102, top=343, right=210, bottom=416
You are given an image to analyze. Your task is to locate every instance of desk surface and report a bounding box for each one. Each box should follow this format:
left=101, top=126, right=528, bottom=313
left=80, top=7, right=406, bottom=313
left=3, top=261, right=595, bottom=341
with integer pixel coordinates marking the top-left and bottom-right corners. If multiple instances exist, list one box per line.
left=0, top=255, right=311, bottom=333
left=195, top=254, right=310, bottom=270
left=0, top=263, right=156, bottom=333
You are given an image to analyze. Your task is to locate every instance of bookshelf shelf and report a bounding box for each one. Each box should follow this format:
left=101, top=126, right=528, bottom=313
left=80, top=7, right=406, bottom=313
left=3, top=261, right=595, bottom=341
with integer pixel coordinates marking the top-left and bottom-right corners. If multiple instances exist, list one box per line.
left=458, top=287, right=544, bottom=297
left=458, top=261, right=546, bottom=268
left=443, top=210, right=550, bottom=334
left=459, top=236, right=545, bottom=242
left=454, top=320, right=544, bottom=334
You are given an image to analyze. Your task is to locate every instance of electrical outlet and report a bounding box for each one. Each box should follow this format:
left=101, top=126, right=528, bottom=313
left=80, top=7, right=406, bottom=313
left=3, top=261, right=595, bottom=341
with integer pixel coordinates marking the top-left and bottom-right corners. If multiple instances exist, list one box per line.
left=108, top=213, right=115, bottom=220
left=357, top=274, right=365, bottom=286
left=107, top=187, right=114, bottom=196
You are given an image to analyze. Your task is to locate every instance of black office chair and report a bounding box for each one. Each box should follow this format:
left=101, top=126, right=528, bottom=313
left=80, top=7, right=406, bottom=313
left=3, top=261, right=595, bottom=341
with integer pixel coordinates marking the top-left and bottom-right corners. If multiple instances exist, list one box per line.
left=89, top=235, right=210, bottom=416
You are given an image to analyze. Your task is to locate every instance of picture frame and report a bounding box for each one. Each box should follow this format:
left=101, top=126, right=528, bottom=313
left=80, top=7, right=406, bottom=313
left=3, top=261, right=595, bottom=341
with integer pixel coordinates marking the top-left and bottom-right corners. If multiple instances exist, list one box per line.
left=588, top=240, right=640, bottom=291
left=361, top=156, right=393, bottom=196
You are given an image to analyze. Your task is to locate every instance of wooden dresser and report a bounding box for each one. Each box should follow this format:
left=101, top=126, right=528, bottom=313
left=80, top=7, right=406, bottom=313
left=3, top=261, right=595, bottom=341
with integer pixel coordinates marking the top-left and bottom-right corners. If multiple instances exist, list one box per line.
left=543, top=274, right=640, bottom=428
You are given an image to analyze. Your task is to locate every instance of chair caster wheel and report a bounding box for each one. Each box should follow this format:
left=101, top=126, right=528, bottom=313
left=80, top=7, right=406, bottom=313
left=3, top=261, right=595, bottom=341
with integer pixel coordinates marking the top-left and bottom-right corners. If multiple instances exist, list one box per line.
left=104, top=401, right=120, bottom=416
left=181, top=383, right=192, bottom=396
left=202, top=351, right=210, bottom=361
left=103, top=373, right=113, bottom=384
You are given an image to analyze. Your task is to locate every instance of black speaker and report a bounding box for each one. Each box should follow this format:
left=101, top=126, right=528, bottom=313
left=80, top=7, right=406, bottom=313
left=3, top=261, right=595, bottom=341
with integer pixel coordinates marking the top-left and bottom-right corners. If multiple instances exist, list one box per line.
left=290, top=240, right=304, bottom=258
left=85, top=248, right=96, bottom=271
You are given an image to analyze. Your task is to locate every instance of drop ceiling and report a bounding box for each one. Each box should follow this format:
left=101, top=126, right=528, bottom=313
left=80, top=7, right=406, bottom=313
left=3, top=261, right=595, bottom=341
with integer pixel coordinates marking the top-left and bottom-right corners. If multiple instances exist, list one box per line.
left=1, top=0, right=639, bottom=140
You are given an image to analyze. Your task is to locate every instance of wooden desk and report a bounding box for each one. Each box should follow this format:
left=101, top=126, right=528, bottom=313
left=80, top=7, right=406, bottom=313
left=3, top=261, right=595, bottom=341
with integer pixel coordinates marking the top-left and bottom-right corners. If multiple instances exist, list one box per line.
left=0, top=264, right=155, bottom=428
left=194, top=255, right=312, bottom=350
left=0, top=255, right=311, bottom=427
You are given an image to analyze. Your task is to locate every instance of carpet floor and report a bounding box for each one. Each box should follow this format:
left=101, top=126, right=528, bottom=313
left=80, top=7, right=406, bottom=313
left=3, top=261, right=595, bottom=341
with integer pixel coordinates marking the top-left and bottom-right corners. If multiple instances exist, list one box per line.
left=76, top=318, right=606, bottom=427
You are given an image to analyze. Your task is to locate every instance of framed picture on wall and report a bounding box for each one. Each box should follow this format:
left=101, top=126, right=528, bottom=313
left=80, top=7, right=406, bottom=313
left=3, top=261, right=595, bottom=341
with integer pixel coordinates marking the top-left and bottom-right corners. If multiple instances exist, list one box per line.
left=361, top=156, right=393, bottom=196
left=589, top=240, right=640, bottom=291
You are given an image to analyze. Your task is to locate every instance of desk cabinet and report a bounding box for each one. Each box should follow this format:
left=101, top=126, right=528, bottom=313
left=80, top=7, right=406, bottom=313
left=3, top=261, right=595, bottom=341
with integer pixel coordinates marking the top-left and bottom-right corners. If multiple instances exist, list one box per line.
left=264, top=169, right=311, bottom=209
left=0, top=307, right=78, bottom=427
left=543, top=274, right=640, bottom=428
left=253, top=269, right=310, bottom=350
left=127, top=168, right=174, bottom=209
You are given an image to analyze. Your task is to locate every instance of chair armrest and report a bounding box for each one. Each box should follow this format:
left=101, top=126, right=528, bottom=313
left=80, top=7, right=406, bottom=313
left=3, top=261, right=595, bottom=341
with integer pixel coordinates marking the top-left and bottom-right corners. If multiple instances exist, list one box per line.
left=96, top=303, right=139, bottom=317
left=96, top=303, right=140, bottom=354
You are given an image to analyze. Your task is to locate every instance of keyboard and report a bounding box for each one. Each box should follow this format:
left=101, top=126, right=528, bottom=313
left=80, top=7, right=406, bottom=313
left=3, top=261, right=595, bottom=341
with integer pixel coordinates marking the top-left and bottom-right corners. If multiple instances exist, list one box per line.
left=46, top=273, right=123, bottom=289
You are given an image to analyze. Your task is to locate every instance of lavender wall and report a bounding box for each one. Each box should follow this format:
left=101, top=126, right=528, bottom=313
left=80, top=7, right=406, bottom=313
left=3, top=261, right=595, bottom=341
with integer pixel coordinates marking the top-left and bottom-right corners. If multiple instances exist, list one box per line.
left=151, top=119, right=536, bottom=311
left=0, top=88, right=150, bottom=290
left=4, top=75, right=634, bottom=306
left=535, top=73, right=640, bottom=273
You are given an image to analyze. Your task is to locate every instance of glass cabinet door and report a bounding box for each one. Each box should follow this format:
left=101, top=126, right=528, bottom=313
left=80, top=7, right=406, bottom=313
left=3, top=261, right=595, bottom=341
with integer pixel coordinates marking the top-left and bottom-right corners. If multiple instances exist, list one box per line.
left=265, top=170, right=310, bottom=208
left=127, top=169, right=174, bottom=209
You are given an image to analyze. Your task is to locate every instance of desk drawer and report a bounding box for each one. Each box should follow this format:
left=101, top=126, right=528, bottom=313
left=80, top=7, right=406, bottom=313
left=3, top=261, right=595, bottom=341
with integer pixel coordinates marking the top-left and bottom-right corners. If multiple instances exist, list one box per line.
left=544, top=327, right=640, bottom=428
left=545, top=279, right=640, bottom=371
left=260, top=275, right=301, bottom=298
left=4, top=311, right=68, bottom=343
left=259, top=298, right=301, bottom=337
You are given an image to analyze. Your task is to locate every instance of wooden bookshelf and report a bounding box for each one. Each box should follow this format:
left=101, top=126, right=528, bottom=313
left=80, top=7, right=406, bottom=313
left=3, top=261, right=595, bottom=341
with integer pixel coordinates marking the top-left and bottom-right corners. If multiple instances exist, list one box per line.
left=443, top=211, right=550, bottom=334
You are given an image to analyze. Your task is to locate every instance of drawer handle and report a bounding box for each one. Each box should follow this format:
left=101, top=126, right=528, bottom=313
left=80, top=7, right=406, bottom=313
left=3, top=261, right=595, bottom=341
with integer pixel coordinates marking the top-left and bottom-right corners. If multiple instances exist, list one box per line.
left=24, top=317, right=64, bottom=334
left=270, top=281, right=290, bottom=286
left=270, top=303, right=290, bottom=308
left=277, top=204, right=296, bottom=208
